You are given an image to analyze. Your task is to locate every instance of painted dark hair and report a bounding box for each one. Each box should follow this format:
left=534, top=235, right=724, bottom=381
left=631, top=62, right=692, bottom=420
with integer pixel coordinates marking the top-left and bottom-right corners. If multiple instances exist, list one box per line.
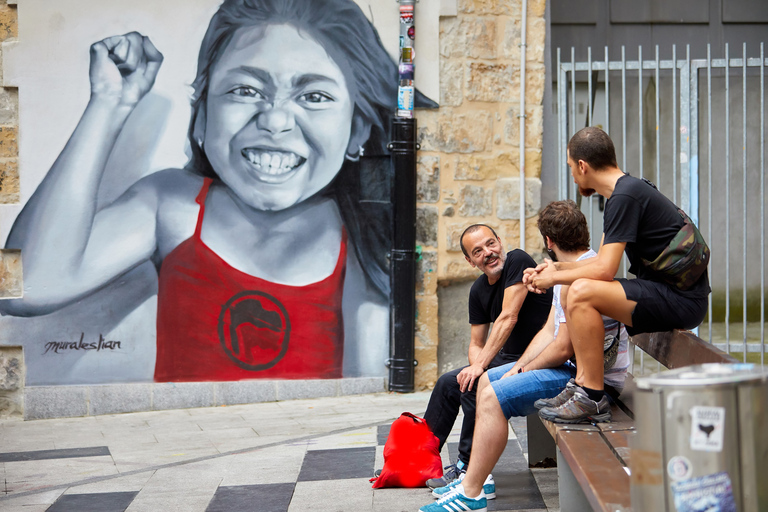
left=567, top=126, right=618, bottom=171
left=537, top=200, right=590, bottom=253
left=185, top=0, right=436, bottom=296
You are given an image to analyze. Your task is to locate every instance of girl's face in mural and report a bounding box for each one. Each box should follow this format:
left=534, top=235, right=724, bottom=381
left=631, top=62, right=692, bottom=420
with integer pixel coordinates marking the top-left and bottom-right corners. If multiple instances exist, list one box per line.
left=203, top=24, right=356, bottom=211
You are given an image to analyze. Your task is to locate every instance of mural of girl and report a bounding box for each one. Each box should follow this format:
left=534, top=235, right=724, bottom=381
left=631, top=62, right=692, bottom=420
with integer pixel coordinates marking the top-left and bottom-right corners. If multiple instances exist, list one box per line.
left=1, top=0, right=435, bottom=382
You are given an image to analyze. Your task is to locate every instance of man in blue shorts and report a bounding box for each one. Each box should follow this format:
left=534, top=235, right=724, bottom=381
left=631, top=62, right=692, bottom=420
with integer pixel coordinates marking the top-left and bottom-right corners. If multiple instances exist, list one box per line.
left=418, top=200, right=630, bottom=512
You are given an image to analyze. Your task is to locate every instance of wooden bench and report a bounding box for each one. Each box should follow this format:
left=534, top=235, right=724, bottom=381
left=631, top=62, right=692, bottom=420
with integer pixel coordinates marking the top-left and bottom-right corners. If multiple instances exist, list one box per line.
left=525, top=329, right=738, bottom=512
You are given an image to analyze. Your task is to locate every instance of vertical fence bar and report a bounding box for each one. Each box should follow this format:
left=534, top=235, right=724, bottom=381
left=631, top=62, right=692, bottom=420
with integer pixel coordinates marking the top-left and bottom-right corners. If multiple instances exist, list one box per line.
left=689, top=48, right=699, bottom=226
left=622, top=46, right=627, bottom=172
left=605, top=46, right=610, bottom=135
left=707, top=44, right=713, bottom=343
left=557, top=48, right=563, bottom=200
left=571, top=47, right=577, bottom=200
left=679, top=49, right=690, bottom=214
left=761, top=43, right=765, bottom=365
left=655, top=45, right=661, bottom=188
left=689, top=49, right=700, bottom=338
left=673, top=45, right=678, bottom=204
left=622, top=46, right=628, bottom=279
left=726, top=43, right=731, bottom=353
left=742, top=43, right=748, bottom=361
left=557, top=48, right=568, bottom=199
left=588, top=48, right=594, bottom=224
left=638, top=46, right=643, bottom=179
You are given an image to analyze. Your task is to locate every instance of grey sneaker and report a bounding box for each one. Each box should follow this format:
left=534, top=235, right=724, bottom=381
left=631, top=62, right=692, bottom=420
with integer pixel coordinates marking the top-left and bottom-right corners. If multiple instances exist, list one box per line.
left=538, top=388, right=612, bottom=424
left=426, top=460, right=466, bottom=489
left=534, top=379, right=577, bottom=410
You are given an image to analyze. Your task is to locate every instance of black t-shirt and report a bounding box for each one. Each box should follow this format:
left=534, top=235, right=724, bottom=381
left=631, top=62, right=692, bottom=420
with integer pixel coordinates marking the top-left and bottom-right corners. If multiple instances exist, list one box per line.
left=468, top=249, right=553, bottom=359
left=604, top=174, right=710, bottom=297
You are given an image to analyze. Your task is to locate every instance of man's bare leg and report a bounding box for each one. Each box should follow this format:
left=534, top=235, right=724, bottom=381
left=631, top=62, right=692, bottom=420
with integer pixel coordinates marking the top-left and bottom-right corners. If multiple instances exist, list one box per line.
left=566, top=279, right=636, bottom=390
left=459, top=374, right=509, bottom=498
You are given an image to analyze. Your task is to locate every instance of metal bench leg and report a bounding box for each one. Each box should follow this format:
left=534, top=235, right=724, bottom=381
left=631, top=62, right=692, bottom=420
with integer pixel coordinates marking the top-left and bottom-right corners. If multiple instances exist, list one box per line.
left=557, top=446, right=593, bottom=512
left=527, top=414, right=556, bottom=466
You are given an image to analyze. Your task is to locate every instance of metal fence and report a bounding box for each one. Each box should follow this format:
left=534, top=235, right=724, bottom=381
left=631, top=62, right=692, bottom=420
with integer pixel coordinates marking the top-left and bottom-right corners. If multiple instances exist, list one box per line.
left=554, top=43, right=767, bottom=368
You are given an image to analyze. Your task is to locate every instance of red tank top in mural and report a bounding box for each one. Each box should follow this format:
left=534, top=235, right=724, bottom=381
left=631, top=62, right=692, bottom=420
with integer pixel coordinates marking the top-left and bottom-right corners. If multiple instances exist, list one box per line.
left=155, top=178, right=346, bottom=382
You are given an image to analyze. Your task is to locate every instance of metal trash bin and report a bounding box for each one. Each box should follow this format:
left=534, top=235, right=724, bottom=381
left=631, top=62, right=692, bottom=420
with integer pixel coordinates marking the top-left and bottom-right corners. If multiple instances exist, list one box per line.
left=631, top=363, right=768, bottom=511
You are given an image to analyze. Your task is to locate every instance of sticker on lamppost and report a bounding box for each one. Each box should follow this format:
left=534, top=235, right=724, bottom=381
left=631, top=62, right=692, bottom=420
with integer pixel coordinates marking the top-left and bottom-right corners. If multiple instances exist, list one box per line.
left=690, top=406, right=725, bottom=452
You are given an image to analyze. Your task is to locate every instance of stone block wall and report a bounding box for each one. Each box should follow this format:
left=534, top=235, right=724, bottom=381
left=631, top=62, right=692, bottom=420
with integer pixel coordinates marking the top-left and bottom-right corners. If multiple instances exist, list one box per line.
left=413, top=0, right=547, bottom=389
left=0, top=346, right=23, bottom=416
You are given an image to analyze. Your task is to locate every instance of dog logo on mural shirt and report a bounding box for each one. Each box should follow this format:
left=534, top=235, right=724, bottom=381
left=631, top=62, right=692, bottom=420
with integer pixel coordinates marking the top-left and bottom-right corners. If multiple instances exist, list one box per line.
left=218, top=291, right=291, bottom=370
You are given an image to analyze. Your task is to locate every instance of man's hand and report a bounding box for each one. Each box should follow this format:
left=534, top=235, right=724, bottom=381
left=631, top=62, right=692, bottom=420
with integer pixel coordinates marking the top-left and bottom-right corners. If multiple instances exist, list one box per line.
left=457, top=363, right=485, bottom=393
left=531, top=259, right=557, bottom=291
left=523, top=266, right=543, bottom=293
left=501, top=362, right=522, bottom=379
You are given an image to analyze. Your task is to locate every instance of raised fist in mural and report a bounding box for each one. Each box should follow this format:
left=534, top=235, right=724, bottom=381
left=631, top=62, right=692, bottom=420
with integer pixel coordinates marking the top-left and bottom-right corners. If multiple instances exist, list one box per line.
left=89, top=32, right=163, bottom=107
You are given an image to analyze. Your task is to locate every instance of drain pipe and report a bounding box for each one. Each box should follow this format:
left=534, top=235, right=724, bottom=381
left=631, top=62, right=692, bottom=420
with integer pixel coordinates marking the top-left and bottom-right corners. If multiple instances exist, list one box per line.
left=519, top=0, right=528, bottom=250
left=387, top=0, right=418, bottom=392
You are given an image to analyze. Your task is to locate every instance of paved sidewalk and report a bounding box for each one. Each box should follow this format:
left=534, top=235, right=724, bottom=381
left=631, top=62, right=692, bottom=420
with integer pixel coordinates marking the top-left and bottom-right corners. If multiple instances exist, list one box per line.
left=0, top=391, right=558, bottom=511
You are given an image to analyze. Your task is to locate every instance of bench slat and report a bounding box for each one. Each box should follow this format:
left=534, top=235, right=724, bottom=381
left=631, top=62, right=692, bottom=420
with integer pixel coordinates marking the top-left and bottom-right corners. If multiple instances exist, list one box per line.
left=631, top=330, right=738, bottom=369
left=602, top=430, right=635, bottom=468
left=557, top=430, right=632, bottom=511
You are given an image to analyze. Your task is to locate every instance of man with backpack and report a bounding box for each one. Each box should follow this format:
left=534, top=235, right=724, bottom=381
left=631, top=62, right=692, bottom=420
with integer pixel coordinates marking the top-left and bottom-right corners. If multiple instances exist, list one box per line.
left=528, top=126, right=710, bottom=424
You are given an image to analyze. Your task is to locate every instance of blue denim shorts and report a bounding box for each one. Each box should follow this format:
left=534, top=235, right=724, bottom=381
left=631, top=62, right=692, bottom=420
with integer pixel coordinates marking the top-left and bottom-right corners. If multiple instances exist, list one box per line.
left=487, top=363, right=576, bottom=419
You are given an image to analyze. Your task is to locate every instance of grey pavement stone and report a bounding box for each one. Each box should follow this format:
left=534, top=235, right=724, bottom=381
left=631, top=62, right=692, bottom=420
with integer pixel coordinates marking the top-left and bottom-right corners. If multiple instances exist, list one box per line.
left=24, top=386, right=89, bottom=420
left=123, top=488, right=216, bottom=512
left=216, top=447, right=305, bottom=486
left=372, top=485, right=435, bottom=512
left=0, top=488, right=64, bottom=511
left=67, top=472, right=153, bottom=495
left=214, top=380, right=277, bottom=406
left=289, top=479, right=374, bottom=511
left=275, top=379, right=337, bottom=401
left=152, top=382, right=215, bottom=411
left=338, top=377, right=385, bottom=396
left=207, top=483, right=294, bottom=512
left=90, top=384, right=152, bottom=416
left=47, top=491, right=137, bottom=512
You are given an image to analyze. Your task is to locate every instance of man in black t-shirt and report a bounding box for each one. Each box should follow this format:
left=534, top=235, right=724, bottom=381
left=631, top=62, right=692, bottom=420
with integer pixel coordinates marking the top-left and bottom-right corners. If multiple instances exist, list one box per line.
left=422, top=224, right=552, bottom=490
left=525, top=126, right=710, bottom=424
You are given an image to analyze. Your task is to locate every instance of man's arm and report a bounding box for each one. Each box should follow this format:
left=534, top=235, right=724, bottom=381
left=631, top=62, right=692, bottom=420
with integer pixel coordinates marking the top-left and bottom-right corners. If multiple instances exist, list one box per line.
left=467, top=324, right=490, bottom=366
left=457, top=282, right=528, bottom=392
left=500, top=305, right=555, bottom=376
left=532, top=238, right=626, bottom=290
left=519, top=322, right=574, bottom=372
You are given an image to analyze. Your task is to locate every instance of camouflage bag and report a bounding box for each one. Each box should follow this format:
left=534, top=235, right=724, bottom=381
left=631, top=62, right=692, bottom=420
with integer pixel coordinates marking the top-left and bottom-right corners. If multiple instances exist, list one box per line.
left=641, top=208, right=710, bottom=290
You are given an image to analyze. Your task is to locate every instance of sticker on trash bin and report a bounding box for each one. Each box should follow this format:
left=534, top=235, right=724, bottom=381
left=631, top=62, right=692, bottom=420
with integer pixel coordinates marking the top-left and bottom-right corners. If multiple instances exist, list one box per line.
left=671, top=471, right=736, bottom=512
left=667, top=455, right=692, bottom=481
left=690, top=406, right=725, bottom=452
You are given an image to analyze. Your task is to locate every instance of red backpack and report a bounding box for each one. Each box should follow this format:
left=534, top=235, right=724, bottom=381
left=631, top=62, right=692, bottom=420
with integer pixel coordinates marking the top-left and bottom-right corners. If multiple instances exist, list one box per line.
left=370, top=412, right=443, bottom=488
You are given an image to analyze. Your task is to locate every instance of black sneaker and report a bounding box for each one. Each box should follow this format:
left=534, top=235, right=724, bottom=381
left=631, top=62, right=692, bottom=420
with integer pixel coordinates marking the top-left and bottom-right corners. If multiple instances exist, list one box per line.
left=538, top=388, right=612, bottom=424
left=426, top=460, right=466, bottom=489
left=534, top=379, right=577, bottom=410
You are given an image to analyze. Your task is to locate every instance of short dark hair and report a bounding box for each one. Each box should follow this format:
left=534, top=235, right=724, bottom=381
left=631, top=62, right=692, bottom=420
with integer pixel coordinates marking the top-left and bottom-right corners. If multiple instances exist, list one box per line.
left=537, top=200, right=590, bottom=253
left=567, top=126, right=618, bottom=171
left=460, top=224, right=499, bottom=258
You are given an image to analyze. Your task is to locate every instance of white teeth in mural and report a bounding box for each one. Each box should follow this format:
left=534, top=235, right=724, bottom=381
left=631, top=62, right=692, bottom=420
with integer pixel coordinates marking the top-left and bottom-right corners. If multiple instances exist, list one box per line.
left=242, top=149, right=303, bottom=176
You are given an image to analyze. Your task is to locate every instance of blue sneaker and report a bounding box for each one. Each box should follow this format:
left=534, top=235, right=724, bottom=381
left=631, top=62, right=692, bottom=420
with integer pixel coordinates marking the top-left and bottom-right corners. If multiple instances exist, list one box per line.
left=426, top=460, right=466, bottom=489
left=419, top=484, right=487, bottom=512
left=432, top=473, right=496, bottom=500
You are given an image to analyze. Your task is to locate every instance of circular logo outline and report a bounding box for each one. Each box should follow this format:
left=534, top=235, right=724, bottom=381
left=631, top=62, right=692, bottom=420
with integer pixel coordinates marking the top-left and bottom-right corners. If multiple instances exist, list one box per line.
left=218, top=290, right=291, bottom=371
